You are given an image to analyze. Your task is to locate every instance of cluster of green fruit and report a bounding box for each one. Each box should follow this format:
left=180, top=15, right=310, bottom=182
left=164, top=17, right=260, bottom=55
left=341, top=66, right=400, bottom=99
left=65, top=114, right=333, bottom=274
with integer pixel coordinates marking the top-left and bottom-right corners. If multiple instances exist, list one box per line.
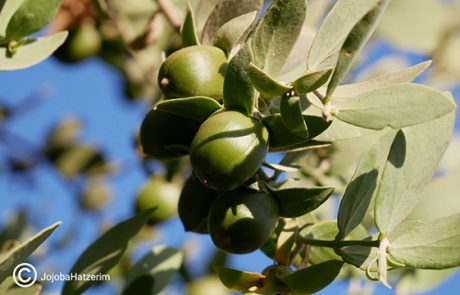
left=138, top=45, right=280, bottom=254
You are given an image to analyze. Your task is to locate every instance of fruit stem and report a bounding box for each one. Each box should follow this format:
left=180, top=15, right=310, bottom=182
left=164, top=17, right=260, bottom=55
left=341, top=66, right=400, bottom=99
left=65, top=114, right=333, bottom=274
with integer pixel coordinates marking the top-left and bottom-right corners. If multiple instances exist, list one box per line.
left=299, top=237, right=380, bottom=249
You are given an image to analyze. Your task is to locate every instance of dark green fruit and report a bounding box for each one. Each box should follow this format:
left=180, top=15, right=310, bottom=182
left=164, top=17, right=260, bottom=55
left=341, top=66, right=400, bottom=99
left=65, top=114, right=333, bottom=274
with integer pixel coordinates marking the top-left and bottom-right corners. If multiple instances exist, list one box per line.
left=135, top=176, right=181, bottom=225
left=190, top=111, right=269, bottom=191
left=158, top=45, right=227, bottom=101
left=139, top=108, right=201, bottom=159
left=208, top=188, right=279, bottom=254
left=55, top=23, right=101, bottom=63
left=178, top=175, right=219, bottom=233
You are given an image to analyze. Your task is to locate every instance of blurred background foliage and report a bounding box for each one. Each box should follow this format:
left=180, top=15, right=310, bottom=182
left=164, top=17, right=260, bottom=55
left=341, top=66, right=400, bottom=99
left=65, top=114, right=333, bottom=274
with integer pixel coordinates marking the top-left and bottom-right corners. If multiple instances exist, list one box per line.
left=1, top=0, right=460, bottom=294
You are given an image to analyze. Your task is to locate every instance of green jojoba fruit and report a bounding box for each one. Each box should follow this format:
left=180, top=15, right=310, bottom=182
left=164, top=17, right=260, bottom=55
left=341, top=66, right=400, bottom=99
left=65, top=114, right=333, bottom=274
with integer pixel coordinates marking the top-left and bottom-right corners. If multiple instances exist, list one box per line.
left=55, top=23, right=101, bottom=63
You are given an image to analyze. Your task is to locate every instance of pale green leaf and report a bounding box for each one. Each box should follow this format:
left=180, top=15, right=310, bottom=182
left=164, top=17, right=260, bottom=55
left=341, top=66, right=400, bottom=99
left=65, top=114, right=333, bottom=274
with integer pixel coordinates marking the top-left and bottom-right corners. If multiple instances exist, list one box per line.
left=292, top=68, right=332, bottom=95
left=397, top=269, right=456, bottom=295
left=201, top=0, right=261, bottom=45
left=278, top=260, right=343, bottom=293
left=6, top=0, right=62, bottom=40
left=332, top=83, right=456, bottom=130
left=0, top=0, right=23, bottom=38
left=215, top=266, right=264, bottom=291
left=123, top=245, right=183, bottom=294
left=337, top=129, right=398, bottom=238
left=326, top=0, right=389, bottom=99
left=0, top=31, right=68, bottom=71
left=213, top=11, right=257, bottom=55
left=280, top=95, right=309, bottom=138
left=308, top=0, right=379, bottom=69
left=62, top=210, right=154, bottom=295
left=388, top=214, right=460, bottom=269
left=194, top=0, right=219, bottom=33
left=251, top=0, right=306, bottom=77
left=247, top=63, right=290, bottom=99
left=182, top=3, right=200, bottom=47
left=374, top=110, right=455, bottom=233
left=223, top=44, right=255, bottom=115
left=0, top=276, right=42, bottom=295
left=0, top=222, right=61, bottom=284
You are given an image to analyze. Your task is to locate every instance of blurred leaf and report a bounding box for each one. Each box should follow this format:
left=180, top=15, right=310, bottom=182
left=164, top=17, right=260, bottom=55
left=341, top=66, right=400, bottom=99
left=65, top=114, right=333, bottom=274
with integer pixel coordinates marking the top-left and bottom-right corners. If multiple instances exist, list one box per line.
left=263, top=114, right=330, bottom=152
left=332, top=60, right=432, bottom=97
left=409, top=173, right=460, bottom=222
left=397, top=269, right=456, bottom=295
left=223, top=44, right=255, bottom=115
left=0, top=0, right=22, bottom=38
left=251, top=0, right=306, bottom=77
left=215, top=266, right=264, bottom=291
left=0, top=276, right=42, bottom=294
left=182, top=3, right=200, bottom=47
left=156, top=96, right=221, bottom=122
left=53, top=144, right=107, bottom=178
left=280, top=95, right=309, bottom=138
left=332, top=83, right=456, bottom=130
left=388, top=214, right=460, bottom=269
left=374, top=110, right=455, bottom=233
left=278, top=260, right=343, bottom=293
left=62, top=210, right=154, bottom=295
left=292, top=68, right=332, bottom=95
left=123, top=245, right=183, bottom=294
left=377, top=0, right=450, bottom=53
left=0, top=31, right=68, bottom=71
left=5, top=0, right=62, bottom=40
left=247, top=63, right=290, bottom=99
left=325, top=0, right=389, bottom=99
left=270, top=186, right=334, bottom=218
left=46, top=117, right=81, bottom=148
left=187, top=276, right=230, bottom=295
left=0, top=222, right=61, bottom=284
left=201, top=0, right=261, bottom=45
left=337, top=129, right=397, bottom=239
left=214, top=11, right=257, bottom=55
left=262, top=162, right=298, bottom=173
left=195, top=0, right=219, bottom=33
left=0, top=210, right=28, bottom=246
left=308, top=0, right=379, bottom=69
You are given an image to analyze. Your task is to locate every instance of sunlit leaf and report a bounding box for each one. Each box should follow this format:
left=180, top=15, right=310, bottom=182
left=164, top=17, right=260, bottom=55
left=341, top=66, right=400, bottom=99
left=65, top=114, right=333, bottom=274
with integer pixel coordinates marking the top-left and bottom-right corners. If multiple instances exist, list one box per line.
left=123, top=245, right=183, bottom=294
left=292, top=68, right=332, bottom=95
left=182, top=3, right=200, bottom=47
left=62, top=210, right=154, bottom=295
left=0, top=222, right=61, bottom=284
left=215, top=266, right=264, bottom=291
left=251, top=0, right=306, bottom=77
left=0, top=31, right=68, bottom=71
left=280, top=95, right=309, bottom=138
left=214, top=11, right=257, bottom=55
left=0, top=0, right=22, bottom=38
left=247, top=63, right=290, bottom=99
left=0, top=276, right=42, bottom=295
left=397, top=269, right=456, bottom=295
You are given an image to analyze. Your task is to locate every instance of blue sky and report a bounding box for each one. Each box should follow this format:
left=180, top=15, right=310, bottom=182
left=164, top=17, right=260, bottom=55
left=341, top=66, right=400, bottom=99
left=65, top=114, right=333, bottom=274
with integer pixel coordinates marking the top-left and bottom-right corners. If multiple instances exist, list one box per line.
left=1, top=37, right=459, bottom=294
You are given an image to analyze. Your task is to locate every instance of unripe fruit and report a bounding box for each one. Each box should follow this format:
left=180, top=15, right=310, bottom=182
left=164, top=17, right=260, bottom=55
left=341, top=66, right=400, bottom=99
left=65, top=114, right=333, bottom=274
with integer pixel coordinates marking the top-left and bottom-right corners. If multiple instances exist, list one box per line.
left=139, top=108, right=201, bottom=159
left=158, top=45, right=227, bottom=101
left=135, top=176, right=181, bottom=225
left=178, top=175, right=219, bottom=234
left=55, top=23, right=101, bottom=63
left=208, top=188, right=279, bottom=254
left=190, top=111, right=269, bottom=191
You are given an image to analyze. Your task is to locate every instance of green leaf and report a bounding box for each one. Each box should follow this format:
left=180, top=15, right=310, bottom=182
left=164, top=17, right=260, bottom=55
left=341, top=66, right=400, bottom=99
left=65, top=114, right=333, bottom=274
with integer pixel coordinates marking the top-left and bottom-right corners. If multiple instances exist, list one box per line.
left=195, top=0, right=219, bottom=33
left=155, top=96, right=221, bottom=122
left=262, top=114, right=331, bottom=152
left=280, top=95, right=309, bottom=138
left=0, top=31, right=68, bottom=71
left=223, top=44, right=255, bottom=115
left=0, top=0, right=22, bottom=39
left=215, top=266, right=264, bottom=291
left=292, top=68, right=333, bottom=95
left=338, top=244, right=378, bottom=272
left=201, top=0, right=261, bottom=45
left=275, top=219, right=297, bottom=265
left=0, top=222, right=61, bottom=284
left=332, top=83, right=456, bottom=130
left=308, top=0, right=379, bottom=69
left=123, top=245, right=183, bottom=295
left=388, top=214, right=460, bottom=269
left=333, top=60, right=432, bottom=97
left=337, top=129, right=398, bottom=239
left=397, top=269, right=456, bottom=295
left=62, top=210, right=154, bottom=295
left=374, top=110, right=456, bottom=233
left=325, top=0, right=389, bottom=99
left=6, top=0, right=62, bottom=40
left=52, top=144, right=107, bottom=178
left=247, top=63, right=290, bottom=99
left=270, top=186, right=334, bottom=218
left=251, top=0, right=306, bottom=77
left=182, top=3, right=200, bottom=47
left=213, top=11, right=257, bottom=55
left=0, top=276, right=42, bottom=295
left=278, top=260, right=343, bottom=293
